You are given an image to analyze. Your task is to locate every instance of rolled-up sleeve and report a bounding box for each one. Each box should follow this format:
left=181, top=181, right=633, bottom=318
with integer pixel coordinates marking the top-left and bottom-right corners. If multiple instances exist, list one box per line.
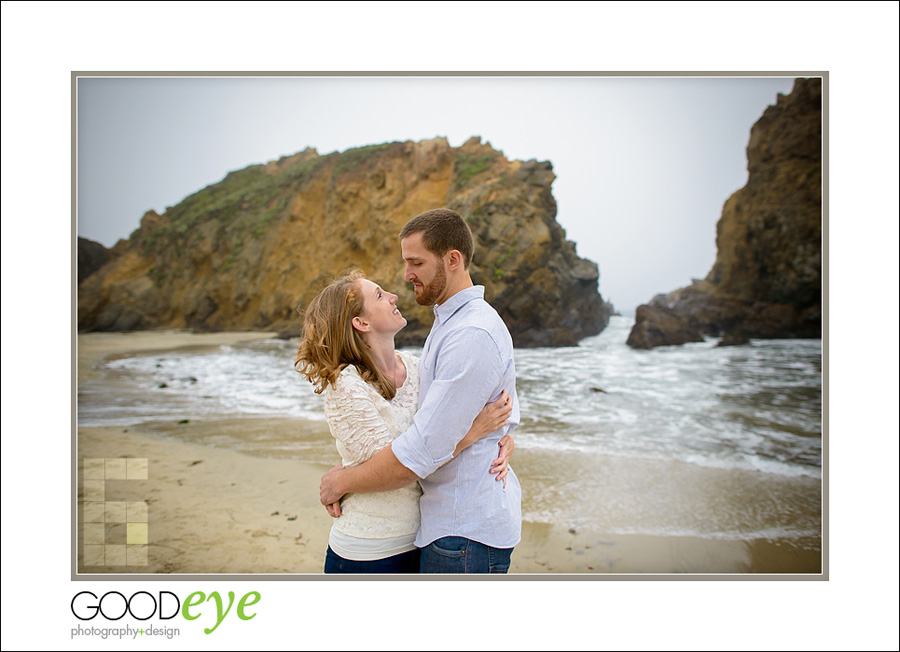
left=392, top=326, right=503, bottom=478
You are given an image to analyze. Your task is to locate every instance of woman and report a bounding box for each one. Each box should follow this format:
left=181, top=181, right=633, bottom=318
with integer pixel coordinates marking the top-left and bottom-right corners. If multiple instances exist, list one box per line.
left=295, top=270, right=514, bottom=573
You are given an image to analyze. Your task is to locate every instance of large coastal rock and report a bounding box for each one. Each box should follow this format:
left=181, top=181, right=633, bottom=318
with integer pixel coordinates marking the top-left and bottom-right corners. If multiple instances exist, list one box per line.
left=627, top=78, right=822, bottom=349
left=77, top=236, right=117, bottom=284
left=78, top=137, right=613, bottom=347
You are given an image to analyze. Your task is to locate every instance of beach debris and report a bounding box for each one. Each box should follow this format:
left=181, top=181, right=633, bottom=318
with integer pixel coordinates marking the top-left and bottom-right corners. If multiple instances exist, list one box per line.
left=184, top=376, right=198, bottom=384
left=590, top=387, right=607, bottom=393
left=177, top=419, right=190, bottom=424
left=158, top=382, right=168, bottom=388
left=189, top=460, right=203, bottom=466
left=568, top=527, right=577, bottom=534
left=286, top=515, right=297, bottom=521
left=565, top=546, right=573, bottom=551
left=271, top=511, right=280, bottom=516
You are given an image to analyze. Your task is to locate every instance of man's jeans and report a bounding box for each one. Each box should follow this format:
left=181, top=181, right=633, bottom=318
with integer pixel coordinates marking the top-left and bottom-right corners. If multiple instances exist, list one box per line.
left=419, top=536, right=513, bottom=574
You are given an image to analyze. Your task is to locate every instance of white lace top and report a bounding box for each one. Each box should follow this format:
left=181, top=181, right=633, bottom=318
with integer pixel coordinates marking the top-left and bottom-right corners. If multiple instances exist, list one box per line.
left=322, top=350, right=422, bottom=539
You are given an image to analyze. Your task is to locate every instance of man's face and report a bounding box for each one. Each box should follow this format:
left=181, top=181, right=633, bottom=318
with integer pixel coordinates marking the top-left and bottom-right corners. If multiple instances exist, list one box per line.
left=401, top=232, right=447, bottom=306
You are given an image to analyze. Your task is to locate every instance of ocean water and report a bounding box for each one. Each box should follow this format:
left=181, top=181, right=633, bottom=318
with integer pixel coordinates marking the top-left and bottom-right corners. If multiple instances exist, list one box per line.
left=78, top=316, right=822, bottom=544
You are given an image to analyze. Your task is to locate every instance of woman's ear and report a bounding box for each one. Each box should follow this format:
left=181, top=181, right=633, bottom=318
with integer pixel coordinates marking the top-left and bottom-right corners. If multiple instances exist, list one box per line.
left=351, top=315, right=369, bottom=333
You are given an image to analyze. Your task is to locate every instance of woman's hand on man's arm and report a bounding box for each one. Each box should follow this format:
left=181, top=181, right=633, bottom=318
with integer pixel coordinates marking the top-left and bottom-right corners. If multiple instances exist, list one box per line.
left=489, top=434, right=515, bottom=488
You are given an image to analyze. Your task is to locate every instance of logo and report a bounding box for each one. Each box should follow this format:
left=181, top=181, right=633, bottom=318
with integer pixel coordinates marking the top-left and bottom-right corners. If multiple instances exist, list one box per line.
left=71, top=590, right=261, bottom=636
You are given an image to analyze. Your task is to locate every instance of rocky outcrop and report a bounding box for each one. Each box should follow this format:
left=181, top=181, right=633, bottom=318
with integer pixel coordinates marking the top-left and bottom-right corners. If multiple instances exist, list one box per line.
left=77, top=236, right=116, bottom=284
left=627, top=78, right=822, bottom=349
left=78, top=137, right=613, bottom=347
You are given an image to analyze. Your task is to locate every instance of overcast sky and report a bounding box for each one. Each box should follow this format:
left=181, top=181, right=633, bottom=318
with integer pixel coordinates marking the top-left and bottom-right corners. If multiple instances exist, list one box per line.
left=77, top=74, right=796, bottom=313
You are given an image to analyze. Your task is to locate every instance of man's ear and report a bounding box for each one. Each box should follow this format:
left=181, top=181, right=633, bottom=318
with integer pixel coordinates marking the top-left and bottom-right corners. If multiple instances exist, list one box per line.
left=446, top=249, right=463, bottom=271
left=351, top=316, right=369, bottom=333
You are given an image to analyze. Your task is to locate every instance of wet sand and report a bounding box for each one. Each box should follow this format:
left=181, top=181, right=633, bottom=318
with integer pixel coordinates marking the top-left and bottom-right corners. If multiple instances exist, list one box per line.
left=75, top=331, right=822, bottom=576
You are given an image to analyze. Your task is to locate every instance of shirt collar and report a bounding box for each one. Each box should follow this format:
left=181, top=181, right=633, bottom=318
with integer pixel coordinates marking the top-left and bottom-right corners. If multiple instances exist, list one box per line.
left=433, top=285, right=484, bottom=324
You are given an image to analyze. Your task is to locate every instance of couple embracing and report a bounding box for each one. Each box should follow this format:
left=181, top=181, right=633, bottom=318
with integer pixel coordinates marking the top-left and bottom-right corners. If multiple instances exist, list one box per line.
left=295, top=208, right=522, bottom=574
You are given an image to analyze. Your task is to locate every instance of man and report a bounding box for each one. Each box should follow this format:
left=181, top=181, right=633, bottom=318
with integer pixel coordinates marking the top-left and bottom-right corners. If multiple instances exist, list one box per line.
left=319, top=207, right=522, bottom=573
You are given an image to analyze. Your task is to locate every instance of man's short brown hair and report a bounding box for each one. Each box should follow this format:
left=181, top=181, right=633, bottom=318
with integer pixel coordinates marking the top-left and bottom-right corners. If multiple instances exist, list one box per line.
left=399, top=208, right=475, bottom=268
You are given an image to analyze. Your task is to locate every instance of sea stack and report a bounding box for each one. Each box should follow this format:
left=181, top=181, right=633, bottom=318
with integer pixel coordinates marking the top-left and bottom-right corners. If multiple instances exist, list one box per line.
left=78, top=137, right=614, bottom=347
left=627, top=77, right=822, bottom=349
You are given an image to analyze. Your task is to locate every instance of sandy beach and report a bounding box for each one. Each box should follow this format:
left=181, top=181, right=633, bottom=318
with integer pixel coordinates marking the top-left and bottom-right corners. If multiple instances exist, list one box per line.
left=75, top=331, right=822, bottom=576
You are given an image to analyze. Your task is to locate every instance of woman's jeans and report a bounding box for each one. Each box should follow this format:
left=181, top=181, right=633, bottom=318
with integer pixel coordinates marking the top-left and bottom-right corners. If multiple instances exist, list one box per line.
left=419, top=536, right=513, bottom=574
left=324, top=546, right=420, bottom=574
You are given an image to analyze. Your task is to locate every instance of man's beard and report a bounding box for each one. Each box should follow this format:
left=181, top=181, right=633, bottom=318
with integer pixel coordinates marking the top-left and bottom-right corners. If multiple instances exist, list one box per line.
left=415, top=259, right=447, bottom=306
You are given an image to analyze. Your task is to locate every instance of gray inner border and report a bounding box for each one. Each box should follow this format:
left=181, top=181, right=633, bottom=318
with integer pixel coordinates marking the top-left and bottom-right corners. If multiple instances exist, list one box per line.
left=71, top=69, right=828, bottom=581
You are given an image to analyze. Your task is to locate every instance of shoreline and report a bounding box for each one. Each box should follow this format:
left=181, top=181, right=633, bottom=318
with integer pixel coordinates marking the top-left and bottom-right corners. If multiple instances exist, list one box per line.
left=75, top=331, right=822, bottom=576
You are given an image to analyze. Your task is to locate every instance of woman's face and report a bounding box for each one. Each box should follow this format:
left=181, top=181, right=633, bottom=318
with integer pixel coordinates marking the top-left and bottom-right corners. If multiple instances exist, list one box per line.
left=355, top=278, right=407, bottom=337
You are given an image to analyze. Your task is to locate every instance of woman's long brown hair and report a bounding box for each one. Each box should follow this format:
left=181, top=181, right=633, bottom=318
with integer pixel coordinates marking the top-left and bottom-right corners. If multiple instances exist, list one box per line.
left=294, top=269, right=398, bottom=400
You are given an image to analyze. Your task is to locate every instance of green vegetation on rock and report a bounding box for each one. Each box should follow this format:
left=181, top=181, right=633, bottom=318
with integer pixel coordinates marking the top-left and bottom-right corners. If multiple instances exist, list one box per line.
left=453, top=151, right=496, bottom=189
left=141, top=156, right=328, bottom=257
left=331, top=143, right=396, bottom=177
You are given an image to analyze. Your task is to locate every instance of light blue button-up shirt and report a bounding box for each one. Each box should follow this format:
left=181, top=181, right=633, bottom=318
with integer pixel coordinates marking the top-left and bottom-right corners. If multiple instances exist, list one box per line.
left=392, top=285, right=522, bottom=549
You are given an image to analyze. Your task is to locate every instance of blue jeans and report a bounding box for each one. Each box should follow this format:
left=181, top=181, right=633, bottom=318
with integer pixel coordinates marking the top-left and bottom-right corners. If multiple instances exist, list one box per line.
left=324, top=546, right=420, bottom=574
left=419, top=536, right=514, bottom=574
